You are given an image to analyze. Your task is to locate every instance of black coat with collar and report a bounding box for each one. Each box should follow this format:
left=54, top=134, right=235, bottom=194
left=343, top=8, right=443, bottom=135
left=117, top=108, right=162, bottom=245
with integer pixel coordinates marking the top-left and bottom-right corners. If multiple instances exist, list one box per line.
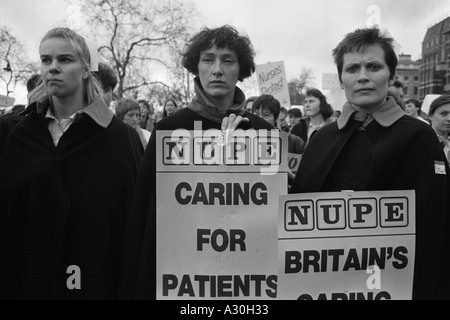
left=119, top=107, right=275, bottom=299
left=0, top=100, right=143, bottom=299
left=291, top=115, right=450, bottom=300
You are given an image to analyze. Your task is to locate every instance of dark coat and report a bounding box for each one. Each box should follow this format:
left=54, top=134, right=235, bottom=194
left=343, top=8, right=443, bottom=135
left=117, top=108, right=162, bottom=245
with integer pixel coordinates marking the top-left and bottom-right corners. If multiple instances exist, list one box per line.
left=0, top=99, right=143, bottom=299
left=291, top=113, right=450, bottom=300
left=0, top=111, right=26, bottom=159
left=290, top=118, right=309, bottom=143
left=119, top=107, right=274, bottom=299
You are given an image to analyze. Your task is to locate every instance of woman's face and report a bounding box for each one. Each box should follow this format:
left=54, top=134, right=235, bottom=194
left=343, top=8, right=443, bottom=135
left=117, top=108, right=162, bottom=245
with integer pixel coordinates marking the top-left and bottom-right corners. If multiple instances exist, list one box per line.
left=165, top=101, right=177, bottom=116
left=341, top=44, right=392, bottom=111
left=430, top=104, right=450, bottom=136
left=40, top=37, right=87, bottom=100
left=305, top=96, right=321, bottom=118
left=139, top=103, right=149, bottom=121
left=405, top=102, right=420, bottom=117
left=198, top=43, right=240, bottom=105
left=123, top=109, right=140, bottom=128
left=253, top=107, right=276, bottom=126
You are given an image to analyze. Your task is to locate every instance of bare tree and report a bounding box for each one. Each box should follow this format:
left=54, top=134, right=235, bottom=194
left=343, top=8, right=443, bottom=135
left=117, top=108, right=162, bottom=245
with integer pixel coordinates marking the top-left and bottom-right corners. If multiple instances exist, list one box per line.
left=288, top=67, right=316, bottom=105
left=0, top=26, right=37, bottom=97
left=67, top=0, right=198, bottom=99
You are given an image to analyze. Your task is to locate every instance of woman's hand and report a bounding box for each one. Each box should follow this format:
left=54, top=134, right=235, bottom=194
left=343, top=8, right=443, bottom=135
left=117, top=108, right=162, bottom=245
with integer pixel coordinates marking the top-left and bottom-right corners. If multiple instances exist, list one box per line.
left=220, top=114, right=250, bottom=145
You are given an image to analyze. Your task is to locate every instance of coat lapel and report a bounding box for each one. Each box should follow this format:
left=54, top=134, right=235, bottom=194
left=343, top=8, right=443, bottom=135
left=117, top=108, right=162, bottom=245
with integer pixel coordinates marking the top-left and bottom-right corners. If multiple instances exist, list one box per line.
left=292, top=119, right=361, bottom=192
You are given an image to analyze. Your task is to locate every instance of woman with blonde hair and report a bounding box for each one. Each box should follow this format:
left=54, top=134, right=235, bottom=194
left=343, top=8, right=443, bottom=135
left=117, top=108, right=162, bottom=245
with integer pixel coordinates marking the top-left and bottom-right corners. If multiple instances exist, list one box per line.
left=0, top=27, right=143, bottom=299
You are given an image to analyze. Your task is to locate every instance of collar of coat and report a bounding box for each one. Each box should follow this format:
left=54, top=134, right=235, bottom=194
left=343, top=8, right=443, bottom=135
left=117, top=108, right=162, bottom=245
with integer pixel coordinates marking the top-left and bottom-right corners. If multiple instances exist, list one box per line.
left=34, top=95, right=114, bottom=128
left=187, top=77, right=246, bottom=124
left=337, top=96, right=405, bottom=130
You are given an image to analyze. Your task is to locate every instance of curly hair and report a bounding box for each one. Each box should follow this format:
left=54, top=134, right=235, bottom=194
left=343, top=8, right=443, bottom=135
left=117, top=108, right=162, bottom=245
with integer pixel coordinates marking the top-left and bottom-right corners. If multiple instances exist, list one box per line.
left=181, top=25, right=256, bottom=81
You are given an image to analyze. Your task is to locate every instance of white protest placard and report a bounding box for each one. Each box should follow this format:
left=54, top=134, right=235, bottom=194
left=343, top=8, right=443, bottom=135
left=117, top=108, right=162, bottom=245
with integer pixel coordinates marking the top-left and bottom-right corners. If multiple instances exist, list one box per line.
left=322, top=73, right=346, bottom=111
left=156, top=126, right=289, bottom=300
left=278, top=190, right=416, bottom=300
left=421, top=94, right=441, bottom=115
left=0, top=94, right=15, bottom=109
left=256, top=61, right=291, bottom=108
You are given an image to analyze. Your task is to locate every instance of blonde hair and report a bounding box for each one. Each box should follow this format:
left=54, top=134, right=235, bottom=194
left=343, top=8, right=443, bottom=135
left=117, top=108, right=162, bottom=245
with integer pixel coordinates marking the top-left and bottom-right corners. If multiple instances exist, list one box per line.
left=28, top=27, right=102, bottom=105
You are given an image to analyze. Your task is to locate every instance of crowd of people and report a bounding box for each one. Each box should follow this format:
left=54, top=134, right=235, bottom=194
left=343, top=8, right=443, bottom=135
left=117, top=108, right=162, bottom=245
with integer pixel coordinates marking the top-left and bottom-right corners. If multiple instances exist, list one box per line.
left=0, top=24, right=450, bottom=300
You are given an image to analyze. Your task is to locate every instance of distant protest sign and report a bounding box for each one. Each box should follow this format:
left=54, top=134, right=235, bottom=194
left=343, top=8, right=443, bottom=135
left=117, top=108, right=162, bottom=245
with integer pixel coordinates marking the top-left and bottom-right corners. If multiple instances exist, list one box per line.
left=421, top=94, right=440, bottom=115
left=156, top=127, right=289, bottom=300
left=322, top=73, right=346, bottom=111
left=256, top=61, right=291, bottom=108
left=0, top=94, right=15, bottom=109
left=278, top=190, right=416, bottom=300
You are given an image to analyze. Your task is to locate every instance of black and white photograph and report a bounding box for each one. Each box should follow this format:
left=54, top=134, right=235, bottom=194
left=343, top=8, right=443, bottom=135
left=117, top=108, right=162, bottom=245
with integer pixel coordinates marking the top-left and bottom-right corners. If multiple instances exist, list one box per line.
left=1, top=0, right=450, bottom=308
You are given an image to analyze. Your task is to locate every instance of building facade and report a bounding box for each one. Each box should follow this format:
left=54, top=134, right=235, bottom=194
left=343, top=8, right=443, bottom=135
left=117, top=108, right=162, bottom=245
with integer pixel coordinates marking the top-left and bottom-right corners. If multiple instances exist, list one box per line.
left=395, top=54, right=421, bottom=101
left=419, top=17, right=450, bottom=97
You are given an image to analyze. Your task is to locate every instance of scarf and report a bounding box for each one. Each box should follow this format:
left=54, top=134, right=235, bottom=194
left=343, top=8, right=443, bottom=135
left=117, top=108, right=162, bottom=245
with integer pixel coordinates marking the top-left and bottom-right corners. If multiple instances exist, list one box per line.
left=188, top=77, right=246, bottom=124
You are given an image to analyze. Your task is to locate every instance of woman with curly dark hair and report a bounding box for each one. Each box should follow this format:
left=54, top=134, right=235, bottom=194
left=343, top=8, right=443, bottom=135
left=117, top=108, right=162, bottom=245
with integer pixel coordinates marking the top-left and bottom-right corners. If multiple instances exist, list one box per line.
left=120, top=25, right=275, bottom=299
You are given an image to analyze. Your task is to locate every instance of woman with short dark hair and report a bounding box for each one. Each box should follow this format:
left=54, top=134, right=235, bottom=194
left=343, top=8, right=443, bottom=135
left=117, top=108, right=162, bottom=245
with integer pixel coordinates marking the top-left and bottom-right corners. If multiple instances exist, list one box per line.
left=428, top=95, right=450, bottom=164
left=291, top=28, right=450, bottom=300
left=252, top=94, right=305, bottom=155
left=405, top=98, right=428, bottom=123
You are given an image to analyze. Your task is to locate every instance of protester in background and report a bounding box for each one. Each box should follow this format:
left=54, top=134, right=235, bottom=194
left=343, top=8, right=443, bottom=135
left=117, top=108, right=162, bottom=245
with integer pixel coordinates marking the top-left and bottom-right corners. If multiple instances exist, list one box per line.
left=154, top=110, right=164, bottom=123
left=26, top=74, right=42, bottom=95
left=94, top=62, right=118, bottom=108
left=291, top=28, right=450, bottom=299
left=278, top=107, right=290, bottom=132
left=290, top=88, right=334, bottom=145
left=0, top=27, right=143, bottom=299
left=405, top=98, right=428, bottom=124
left=331, top=110, right=342, bottom=122
left=389, top=80, right=405, bottom=109
left=138, top=99, right=155, bottom=132
left=116, top=98, right=151, bottom=149
left=252, top=95, right=305, bottom=189
left=428, top=95, right=450, bottom=164
left=120, top=24, right=275, bottom=299
left=0, top=74, right=41, bottom=158
left=287, top=108, right=302, bottom=130
left=162, top=99, right=178, bottom=118
left=252, top=94, right=305, bottom=154
left=244, top=95, right=258, bottom=112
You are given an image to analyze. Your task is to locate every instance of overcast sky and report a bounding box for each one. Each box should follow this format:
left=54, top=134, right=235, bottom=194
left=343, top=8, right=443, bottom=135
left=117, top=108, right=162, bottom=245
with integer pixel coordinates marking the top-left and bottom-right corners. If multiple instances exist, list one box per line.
left=1, top=0, right=450, bottom=104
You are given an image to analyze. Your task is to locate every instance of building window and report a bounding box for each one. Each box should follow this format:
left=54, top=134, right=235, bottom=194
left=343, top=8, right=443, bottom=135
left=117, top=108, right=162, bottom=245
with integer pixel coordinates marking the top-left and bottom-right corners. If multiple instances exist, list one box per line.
left=404, top=76, right=409, bottom=81
left=414, top=87, right=418, bottom=95
left=415, top=76, right=419, bottom=81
